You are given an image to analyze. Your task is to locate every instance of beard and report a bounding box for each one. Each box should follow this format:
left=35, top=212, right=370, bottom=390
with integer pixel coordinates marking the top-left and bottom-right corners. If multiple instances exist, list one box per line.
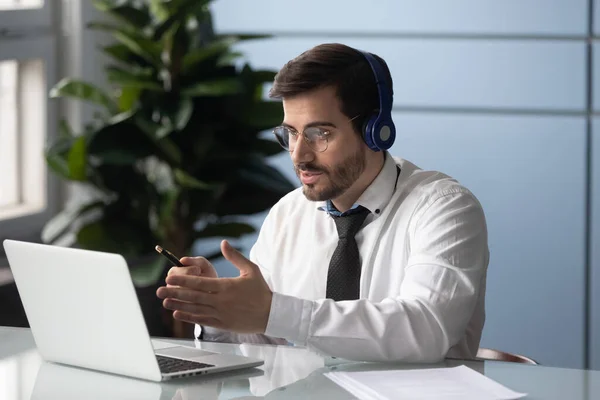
left=295, top=147, right=366, bottom=202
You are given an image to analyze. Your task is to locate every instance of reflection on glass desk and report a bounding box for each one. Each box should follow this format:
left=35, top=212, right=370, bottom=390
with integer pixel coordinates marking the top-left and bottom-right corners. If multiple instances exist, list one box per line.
left=1, top=326, right=599, bottom=400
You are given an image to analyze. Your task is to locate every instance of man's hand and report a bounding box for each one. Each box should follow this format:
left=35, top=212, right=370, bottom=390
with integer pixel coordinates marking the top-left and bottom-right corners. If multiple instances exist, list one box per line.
left=166, top=254, right=218, bottom=282
left=156, top=240, right=273, bottom=334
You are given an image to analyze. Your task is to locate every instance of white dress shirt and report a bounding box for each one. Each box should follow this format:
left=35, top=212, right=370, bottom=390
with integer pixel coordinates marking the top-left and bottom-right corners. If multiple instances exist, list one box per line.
left=199, top=152, right=489, bottom=363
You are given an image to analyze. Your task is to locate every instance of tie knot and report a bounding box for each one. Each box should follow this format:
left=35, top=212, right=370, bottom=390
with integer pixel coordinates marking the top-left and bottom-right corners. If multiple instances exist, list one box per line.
left=332, top=207, right=370, bottom=238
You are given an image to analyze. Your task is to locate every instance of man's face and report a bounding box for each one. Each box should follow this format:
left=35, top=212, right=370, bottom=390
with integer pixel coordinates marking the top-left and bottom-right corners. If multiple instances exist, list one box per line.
left=282, top=86, right=367, bottom=202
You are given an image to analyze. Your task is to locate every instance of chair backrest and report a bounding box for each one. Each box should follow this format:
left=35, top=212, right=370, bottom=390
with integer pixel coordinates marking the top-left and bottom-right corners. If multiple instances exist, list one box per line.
left=476, top=348, right=539, bottom=365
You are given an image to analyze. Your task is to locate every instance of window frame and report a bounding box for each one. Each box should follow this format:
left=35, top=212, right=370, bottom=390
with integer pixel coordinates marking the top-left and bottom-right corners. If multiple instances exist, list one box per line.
left=0, top=9, right=60, bottom=245
left=0, top=1, right=52, bottom=31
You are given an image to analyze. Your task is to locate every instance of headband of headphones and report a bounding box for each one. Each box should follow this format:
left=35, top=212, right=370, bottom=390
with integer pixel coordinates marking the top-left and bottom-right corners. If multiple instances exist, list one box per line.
left=357, top=50, right=396, bottom=151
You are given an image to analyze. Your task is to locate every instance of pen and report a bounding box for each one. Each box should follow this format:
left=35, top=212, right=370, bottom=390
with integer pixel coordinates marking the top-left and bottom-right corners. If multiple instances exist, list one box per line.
left=155, top=245, right=184, bottom=267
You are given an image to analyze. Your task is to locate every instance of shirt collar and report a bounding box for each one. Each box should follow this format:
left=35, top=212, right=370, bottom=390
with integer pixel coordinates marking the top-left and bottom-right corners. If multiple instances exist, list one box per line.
left=318, top=151, right=399, bottom=217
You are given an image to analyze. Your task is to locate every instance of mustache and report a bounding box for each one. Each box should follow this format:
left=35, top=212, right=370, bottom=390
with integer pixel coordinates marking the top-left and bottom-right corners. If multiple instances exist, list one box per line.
left=295, top=163, right=326, bottom=173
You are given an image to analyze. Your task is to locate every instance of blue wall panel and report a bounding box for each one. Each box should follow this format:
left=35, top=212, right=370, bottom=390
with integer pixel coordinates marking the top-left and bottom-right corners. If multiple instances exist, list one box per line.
left=592, top=43, right=600, bottom=111
left=212, top=0, right=587, bottom=36
left=235, top=38, right=585, bottom=111
left=591, top=119, right=600, bottom=370
left=594, top=0, right=600, bottom=36
left=393, top=113, right=587, bottom=368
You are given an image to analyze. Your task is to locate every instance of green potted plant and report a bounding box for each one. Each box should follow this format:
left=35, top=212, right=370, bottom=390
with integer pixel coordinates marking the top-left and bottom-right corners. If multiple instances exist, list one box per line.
left=42, top=0, right=295, bottom=336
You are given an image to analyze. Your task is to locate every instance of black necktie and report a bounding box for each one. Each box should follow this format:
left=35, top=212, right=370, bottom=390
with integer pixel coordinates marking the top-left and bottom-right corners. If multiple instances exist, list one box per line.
left=326, top=207, right=370, bottom=301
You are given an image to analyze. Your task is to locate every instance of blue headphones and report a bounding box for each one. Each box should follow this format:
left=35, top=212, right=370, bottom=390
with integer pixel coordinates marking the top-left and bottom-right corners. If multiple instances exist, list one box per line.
left=357, top=50, right=396, bottom=152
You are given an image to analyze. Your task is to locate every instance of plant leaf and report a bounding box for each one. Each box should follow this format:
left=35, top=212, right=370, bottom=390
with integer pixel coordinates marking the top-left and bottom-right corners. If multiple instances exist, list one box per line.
left=183, top=78, right=243, bottom=97
left=133, top=116, right=183, bottom=164
left=119, top=86, right=142, bottom=111
left=173, top=169, right=211, bottom=189
left=195, top=222, right=256, bottom=239
left=94, top=149, right=140, bottom=165
left=67, top=136, right=87, bottom=181
left=217, top=51, right=244, bottom=67
left=45, top=134, right=77, bottom=180
left=157, top=137, right=183, bottom=166
left=76, top=221, right=111, bottom=251
left=181, top=37, right=237, bottom=74
left=50, top=78, right=118, bottom=113
left=87, top=114, right=159, bottom=164
left=101, top=43, right=129, bottom=60
left=238, top=156, right=296, bottom=194
left=157, top=188, right=180, bottom=236
left=239, top=101, right=283, bottom=129
left=41, top=201, right=105, bottom=244
left=252, top=138, right=285, bottom=157
left=91, top=2, right=151, bottom=29
left=174, top=97, right=193, bottom=131
left=149, top=0, right=169, bottom=21
left=155, top=125, right=173, bottom=140
left=101, top=43, right=149, bottom=67
left=250, top=70, right=277, bottom=84
left=113, top=30, right=162, bottom=67
left=76, top=219, right=146, bottom=255
left=106, top=66, right=162, bottom=90
left=215, top=182, right=290, bottom=216
left=152, top=0, right=211, bottom=40
left=129, top=255, right=167, bottom=287
left=46, top=152, right=71, bottom=180
left=58, top=119, right=74, bottom=139
left=215, top=33, right=271, bottom=42
left=215, top=158, right=296, bottom=216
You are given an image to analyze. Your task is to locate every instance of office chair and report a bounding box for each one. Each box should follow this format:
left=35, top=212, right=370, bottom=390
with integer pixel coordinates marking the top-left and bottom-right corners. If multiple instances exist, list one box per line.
left=476, top=348, right=539, bottom=365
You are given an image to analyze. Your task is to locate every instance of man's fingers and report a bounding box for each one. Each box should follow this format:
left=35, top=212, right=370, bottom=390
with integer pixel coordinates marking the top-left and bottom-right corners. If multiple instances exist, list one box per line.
left=172, top=311, right=223, bottom=329
left=165, top=274, right=225, bottom=293
left=221, top=240, right=246, bottom=266
left=167, top=257, right=211, bottom=276
left=180, top=256, right=211, bottom=268
left=156, top=286, right=215, bottom=303
left=167, top=265, right=202, bottom=277
left=166, top=266, right=202, bottom=288
left=221, top=240, right=258, bottom=277
left=163, top=299, right=218, bottom=316
left=167, top=257, right=215, bottom=281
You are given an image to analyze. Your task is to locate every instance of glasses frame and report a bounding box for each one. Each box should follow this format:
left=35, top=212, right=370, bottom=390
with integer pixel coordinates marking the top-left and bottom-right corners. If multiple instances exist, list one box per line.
left=273, top=125, right=332, bottom=153
left=272, top=115, right=362, bottom=153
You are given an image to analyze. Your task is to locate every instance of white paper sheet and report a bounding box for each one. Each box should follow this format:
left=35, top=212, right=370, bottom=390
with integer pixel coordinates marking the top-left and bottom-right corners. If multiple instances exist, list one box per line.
left=324, top=365, right=527, bottom=400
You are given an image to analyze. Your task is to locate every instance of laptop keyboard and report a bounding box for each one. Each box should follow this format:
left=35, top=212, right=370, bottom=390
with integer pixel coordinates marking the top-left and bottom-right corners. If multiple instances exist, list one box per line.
left=156, top=355, right=214, bottom=374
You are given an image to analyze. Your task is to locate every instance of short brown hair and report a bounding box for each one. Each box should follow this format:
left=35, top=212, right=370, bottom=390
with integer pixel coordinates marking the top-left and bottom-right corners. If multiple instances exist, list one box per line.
left=269, top=43, right=393, bottom=134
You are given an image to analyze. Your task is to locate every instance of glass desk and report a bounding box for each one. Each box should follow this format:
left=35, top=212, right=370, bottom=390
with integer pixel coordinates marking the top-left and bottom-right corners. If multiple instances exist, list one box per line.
left=1, top=326, right=598, bottom=399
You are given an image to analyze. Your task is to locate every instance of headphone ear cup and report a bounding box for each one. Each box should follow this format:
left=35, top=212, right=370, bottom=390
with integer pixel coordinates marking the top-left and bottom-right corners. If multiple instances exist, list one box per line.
left=361, top=116, right=370, bottom=140
left=371, top=116, right=396, bottom=151
left=362, top=115, right=380, bottom=152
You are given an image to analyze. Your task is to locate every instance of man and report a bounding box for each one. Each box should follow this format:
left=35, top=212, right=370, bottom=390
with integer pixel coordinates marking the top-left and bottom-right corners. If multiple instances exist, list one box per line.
left=156, top=43, right=489, bottom=363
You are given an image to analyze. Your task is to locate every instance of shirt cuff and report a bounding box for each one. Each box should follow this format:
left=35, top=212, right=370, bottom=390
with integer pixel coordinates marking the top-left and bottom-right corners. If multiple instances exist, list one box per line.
left=264, top=292, right=313, bottom=345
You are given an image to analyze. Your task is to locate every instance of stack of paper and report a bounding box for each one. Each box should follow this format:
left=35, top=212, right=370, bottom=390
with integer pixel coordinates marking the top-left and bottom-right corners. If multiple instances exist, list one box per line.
left=324, top=365, right=527, bottom=400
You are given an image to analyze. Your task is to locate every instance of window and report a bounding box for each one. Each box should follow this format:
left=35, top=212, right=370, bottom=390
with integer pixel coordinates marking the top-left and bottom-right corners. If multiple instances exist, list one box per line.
left=0, top=1, right=58, bottom=242
left=0, top=59, right=48, bottom=220
left=0, top=0, right=43, bottom=10
left=0, top=61, right=19, bottom=211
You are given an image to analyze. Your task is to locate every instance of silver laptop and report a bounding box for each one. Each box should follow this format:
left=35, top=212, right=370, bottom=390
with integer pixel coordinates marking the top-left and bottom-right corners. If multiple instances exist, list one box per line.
left=3, top=239, right=264, bottom=382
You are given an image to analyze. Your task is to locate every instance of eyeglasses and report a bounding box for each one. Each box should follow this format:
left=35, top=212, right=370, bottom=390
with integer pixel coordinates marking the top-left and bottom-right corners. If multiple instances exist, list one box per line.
left=272, top=125, right=332, bottom=153
left=272, top=115, right=361, bottom=153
